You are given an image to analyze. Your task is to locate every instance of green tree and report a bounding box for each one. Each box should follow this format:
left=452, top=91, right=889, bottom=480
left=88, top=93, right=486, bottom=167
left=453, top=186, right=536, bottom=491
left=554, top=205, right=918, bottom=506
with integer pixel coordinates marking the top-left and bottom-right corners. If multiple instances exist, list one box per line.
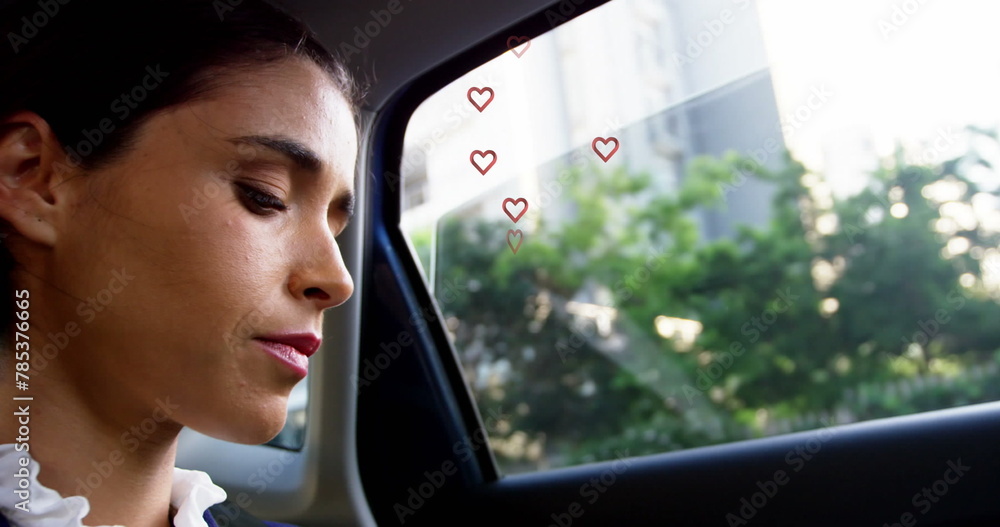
left=411, top=127, right=1000, bottom=473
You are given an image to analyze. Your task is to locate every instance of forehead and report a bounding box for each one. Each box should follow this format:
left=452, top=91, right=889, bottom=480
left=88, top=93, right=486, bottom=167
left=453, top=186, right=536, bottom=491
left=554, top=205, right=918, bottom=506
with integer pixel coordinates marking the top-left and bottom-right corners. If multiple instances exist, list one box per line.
left=189, top=58, right=358, bottom=188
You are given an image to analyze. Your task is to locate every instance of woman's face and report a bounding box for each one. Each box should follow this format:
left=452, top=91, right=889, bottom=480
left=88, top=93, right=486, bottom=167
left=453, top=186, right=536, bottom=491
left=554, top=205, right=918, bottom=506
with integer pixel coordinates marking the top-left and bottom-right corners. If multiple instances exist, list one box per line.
left=38, top=58, right=357, bottom=443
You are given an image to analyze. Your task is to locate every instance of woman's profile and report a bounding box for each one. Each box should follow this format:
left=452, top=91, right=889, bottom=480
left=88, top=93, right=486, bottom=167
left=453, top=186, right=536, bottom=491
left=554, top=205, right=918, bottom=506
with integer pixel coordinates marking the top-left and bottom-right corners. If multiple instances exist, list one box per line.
left=0, top=1, right=362, bottom=525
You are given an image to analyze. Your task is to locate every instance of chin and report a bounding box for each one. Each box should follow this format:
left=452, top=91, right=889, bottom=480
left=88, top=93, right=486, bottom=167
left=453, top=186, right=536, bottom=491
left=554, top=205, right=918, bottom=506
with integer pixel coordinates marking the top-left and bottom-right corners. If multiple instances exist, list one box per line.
left=188, top=400, right=290, bottom=445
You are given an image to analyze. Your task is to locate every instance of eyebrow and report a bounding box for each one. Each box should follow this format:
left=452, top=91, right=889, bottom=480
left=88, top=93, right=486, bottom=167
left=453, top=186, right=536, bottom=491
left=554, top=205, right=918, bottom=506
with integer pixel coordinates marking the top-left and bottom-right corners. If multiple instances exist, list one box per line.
left=229, top=135, right=355, bottom=220
left=230, top=135, right=322, bottom=173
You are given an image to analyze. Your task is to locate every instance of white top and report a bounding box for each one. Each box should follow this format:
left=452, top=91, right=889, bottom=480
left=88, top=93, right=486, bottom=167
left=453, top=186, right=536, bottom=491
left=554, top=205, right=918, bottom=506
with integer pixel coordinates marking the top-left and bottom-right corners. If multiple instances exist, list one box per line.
left=0, top=443, right=227, bottom=527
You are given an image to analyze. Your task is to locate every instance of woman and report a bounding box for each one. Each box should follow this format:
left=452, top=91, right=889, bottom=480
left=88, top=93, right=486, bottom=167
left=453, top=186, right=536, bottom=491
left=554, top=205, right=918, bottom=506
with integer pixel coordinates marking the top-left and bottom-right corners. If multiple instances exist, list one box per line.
left=0, top=0, right=363, bottom=525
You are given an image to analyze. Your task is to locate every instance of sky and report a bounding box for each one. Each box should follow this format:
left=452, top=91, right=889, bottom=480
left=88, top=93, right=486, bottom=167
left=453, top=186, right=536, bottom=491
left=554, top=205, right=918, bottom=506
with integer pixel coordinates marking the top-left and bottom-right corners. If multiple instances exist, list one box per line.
left=756, top=0, right=1000, bottom=185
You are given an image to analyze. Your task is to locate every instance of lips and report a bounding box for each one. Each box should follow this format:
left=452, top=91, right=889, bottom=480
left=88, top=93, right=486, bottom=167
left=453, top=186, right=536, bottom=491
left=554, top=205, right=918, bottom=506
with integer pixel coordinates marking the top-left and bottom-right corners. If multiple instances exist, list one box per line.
left=254, top=333, right=322, bottom=357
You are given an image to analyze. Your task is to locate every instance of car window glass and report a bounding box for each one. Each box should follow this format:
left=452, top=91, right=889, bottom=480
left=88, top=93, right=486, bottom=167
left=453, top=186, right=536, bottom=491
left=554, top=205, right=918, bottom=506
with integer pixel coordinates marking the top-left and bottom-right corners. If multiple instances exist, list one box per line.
left=400, top=0, right=1000, bottom=474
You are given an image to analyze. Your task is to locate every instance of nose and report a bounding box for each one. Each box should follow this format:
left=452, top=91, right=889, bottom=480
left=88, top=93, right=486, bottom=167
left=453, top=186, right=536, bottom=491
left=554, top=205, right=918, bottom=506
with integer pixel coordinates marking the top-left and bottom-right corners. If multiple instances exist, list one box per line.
left=289, top=234, right=354, bottom=311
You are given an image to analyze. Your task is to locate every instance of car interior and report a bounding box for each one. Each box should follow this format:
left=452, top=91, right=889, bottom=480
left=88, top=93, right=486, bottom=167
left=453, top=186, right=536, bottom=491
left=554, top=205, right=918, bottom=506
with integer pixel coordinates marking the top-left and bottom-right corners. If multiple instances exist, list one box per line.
left=174, top=0, right=1000, bottom=525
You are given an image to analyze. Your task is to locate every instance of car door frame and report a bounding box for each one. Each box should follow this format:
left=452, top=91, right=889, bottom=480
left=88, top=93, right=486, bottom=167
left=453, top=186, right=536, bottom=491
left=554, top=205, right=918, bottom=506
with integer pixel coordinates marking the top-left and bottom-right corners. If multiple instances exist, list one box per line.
left=356, top=1, right=1000, bottom=525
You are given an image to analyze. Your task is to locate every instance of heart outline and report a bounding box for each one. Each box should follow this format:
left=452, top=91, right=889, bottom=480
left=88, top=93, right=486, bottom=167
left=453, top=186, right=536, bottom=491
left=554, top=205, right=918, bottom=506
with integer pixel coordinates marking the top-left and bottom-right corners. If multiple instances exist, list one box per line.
left=467, top=87, right=495, bottom=112
left=507, top=229, right=523, bottom=254
left=592, top=136, right=620, bottom=163
left=502, top=197, right=528, bottom=223
left=507, top=36, right=531, bottom=58
left=470, top=150, right=497, bottom=175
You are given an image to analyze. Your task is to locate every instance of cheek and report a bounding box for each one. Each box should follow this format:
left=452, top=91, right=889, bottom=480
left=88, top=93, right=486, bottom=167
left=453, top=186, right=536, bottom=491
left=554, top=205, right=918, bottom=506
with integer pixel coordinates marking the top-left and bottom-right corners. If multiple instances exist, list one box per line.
left=118, top=168, right=261, bottom=284
left=163, top=202, right=291, bottom=342
left=70, top=203, right=286, bottom=395
left=165, top=211, right=273, bottom=310
left=64, top=170, right=275, bottom=337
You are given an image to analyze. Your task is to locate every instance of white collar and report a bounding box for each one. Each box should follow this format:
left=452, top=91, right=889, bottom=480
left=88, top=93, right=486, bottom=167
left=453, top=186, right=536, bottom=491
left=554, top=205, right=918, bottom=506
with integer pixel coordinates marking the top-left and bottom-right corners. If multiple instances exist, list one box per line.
left=0, top=443, right=227, bottom=527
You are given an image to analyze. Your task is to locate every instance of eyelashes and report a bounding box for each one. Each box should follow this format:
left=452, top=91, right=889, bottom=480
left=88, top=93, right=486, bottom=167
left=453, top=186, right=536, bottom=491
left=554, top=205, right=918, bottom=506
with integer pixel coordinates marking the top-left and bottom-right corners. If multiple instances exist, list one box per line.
left=234, top=182, right=288, bottom=215
left=230, top=180, right=350, bottom=237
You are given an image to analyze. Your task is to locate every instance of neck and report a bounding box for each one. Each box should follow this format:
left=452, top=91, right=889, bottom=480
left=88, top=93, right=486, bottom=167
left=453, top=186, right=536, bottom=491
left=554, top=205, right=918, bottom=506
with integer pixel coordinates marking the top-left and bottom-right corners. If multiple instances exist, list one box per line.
left=0, top=334, right=183, bottom=527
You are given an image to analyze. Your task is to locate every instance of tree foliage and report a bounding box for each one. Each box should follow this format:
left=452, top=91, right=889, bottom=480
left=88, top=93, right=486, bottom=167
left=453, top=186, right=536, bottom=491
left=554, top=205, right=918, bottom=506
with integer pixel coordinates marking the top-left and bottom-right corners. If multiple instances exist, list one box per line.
left=412, top=128, right=1000, bottom=473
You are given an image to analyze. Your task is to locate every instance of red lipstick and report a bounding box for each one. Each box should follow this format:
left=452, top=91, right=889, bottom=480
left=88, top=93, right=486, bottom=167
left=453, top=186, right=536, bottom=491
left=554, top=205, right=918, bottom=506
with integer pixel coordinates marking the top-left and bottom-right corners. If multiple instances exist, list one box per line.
left=254, top=333, right=321, bottom=377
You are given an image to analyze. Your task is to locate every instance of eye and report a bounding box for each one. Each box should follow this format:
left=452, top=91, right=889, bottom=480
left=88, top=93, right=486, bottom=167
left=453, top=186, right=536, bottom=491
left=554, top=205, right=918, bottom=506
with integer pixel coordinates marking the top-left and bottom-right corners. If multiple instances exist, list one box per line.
left=234, top=182, right=288, bottom=215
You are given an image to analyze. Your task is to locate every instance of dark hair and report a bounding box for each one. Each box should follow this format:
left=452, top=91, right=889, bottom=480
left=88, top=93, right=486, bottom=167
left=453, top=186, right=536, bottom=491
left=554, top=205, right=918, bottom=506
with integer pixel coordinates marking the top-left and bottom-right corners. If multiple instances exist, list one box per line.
left=0, top=0, right=365, bottom=344
left=0, top=0, right=365, bottom=170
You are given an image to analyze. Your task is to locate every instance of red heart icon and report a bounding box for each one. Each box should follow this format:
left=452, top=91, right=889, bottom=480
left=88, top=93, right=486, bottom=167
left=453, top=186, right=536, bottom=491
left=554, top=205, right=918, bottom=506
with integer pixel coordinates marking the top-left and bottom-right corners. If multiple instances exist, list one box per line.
left=470, top=150, right=497, bottom=175
left=468, top=87, right=495, bottom=112
left=592, top=137, right=620, bottom=162
left=507, top=229, right=523, bottom=254
left=507, top=35, right=531, bottom=58
left=502, top=197, right=528, bottom=223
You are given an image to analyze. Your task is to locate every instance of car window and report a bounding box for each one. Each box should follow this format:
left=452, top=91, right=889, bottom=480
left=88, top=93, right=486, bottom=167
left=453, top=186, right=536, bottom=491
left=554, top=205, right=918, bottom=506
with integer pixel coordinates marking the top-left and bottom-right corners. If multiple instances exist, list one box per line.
left=399, top=0, right=1000, bottom=475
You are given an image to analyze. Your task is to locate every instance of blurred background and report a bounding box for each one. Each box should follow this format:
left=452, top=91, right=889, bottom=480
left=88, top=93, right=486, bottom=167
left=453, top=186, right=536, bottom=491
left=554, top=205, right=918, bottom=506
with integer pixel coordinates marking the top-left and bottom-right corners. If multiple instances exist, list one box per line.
left=398, top=0, right=1000, bottom=474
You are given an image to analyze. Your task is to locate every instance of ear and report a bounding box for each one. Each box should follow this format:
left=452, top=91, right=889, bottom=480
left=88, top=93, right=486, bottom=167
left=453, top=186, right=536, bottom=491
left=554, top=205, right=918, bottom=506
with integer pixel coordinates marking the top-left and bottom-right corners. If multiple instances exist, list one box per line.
left=0, top=111, right=72, bottom=248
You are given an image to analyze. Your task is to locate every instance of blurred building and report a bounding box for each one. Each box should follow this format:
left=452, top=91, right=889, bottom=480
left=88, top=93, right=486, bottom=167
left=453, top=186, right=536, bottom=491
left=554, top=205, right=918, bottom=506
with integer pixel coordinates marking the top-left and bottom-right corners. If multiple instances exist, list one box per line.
left=400, top=0, right=785, bottom=268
